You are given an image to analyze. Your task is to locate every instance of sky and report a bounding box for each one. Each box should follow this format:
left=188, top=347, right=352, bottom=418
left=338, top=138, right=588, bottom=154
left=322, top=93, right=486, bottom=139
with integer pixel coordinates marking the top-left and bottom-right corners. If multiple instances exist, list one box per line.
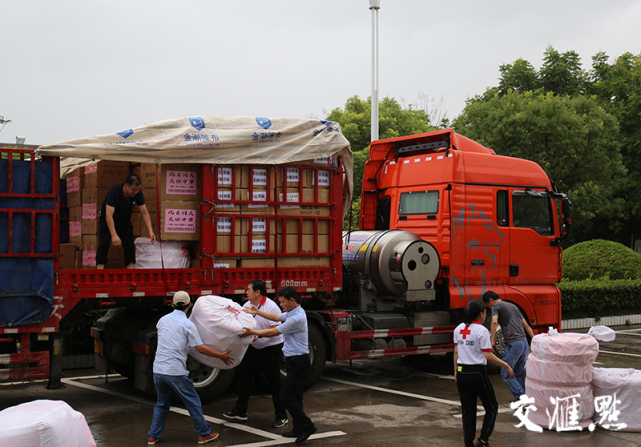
left=1, top=0, right=640, bottom=146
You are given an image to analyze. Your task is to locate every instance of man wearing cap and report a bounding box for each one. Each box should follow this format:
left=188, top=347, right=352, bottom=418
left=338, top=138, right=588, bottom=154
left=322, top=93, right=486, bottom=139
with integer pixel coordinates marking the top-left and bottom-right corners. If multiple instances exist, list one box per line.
left=147, top=291, right=234, bottom=446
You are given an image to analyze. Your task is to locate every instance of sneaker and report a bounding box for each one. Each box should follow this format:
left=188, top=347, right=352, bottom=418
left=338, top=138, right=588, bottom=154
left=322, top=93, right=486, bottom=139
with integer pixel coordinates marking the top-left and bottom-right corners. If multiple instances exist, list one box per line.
left=222, top=409, right=247, bottom=421
left=147, top=436, right=159, bottom=445
left=197, top=432, right=219, bottom=444
left=272, top=417, right=289, bottom=428
left=282, top=430, right=301, bottom=438
left=474, top=439, right=489, bottom=447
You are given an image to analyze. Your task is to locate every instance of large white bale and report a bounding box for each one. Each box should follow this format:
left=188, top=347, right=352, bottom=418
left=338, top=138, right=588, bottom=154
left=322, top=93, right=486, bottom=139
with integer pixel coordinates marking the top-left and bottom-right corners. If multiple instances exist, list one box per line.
left=525, top=379, right=594, bottom=430
left=188, top=295, right=257, bottom=369
left=526, top=355, right=594, bottom=386
left=530, top=332, right=599, bottom=365
left=0, top=400, right=96, bottom=447
left=134, top=238, right=190, bottom=269
left=591, top=368, right=641, bottom=432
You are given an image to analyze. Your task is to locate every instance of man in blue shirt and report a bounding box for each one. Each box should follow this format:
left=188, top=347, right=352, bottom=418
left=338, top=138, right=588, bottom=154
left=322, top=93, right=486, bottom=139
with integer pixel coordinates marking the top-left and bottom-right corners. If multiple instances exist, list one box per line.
left=97, top=174, right=155, bottom=269
left=241, top=286, right=318, bottom=444
left=147, top=291, right=233, bottom=446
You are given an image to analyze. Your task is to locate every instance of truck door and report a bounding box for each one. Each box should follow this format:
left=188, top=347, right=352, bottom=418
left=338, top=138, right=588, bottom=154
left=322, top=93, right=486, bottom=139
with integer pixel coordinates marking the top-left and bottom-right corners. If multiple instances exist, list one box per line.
left=456, top=185, right=506, bottom=288
left=508, top=189, right=559, bottom=285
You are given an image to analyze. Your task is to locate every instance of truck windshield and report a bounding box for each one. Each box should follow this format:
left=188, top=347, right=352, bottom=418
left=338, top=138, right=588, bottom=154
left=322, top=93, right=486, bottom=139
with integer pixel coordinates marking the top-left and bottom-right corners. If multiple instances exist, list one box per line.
left=512, top=191, right=554, bottom=235
left=399, top=191, right=439, bottom=215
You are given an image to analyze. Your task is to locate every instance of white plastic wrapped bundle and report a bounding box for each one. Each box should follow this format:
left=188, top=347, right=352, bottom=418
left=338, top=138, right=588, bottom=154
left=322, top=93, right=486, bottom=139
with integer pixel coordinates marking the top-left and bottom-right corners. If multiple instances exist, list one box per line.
left=525, top=332, right=599, bottom=430
left=188, top=295, right=257, bottom=369
left=134, top=237, right=190, bottom=269
left=0, top=400, right=96, bottom=447
left=591, top=368, right=641, bottom=432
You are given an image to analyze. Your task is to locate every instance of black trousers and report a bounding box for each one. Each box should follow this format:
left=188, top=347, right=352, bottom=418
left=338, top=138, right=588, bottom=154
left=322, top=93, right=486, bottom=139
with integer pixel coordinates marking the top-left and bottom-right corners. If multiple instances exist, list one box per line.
left=96, top=216, right=135, bottom=266
left=234, top=343, right=287, bottom=418
left=280, top=354, right=313, bottom=433
left=456, top=364, right=499, bottom=447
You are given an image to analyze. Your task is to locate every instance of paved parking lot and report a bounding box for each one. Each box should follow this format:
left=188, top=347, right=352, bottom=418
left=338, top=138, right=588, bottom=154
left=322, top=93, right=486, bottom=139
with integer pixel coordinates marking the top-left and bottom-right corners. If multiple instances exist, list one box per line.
left=2, top=325, right=641, bottom=447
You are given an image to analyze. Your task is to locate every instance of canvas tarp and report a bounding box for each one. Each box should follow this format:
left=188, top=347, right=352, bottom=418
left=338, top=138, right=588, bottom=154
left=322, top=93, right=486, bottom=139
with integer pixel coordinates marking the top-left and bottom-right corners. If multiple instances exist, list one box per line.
left=37, top=115, right=353, bottom=215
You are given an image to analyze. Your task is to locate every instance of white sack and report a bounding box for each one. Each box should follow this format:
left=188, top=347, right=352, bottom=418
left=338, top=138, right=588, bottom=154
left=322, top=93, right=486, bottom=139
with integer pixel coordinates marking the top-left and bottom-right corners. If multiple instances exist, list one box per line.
left=134, top=238, right=190, bottom=269
left=587, top=325, right=616, bottom=342
left=0, top=400, right=96, bottom=447
left=188, top=295, right=257, bottom=370
left=591, top=368, right=641, bottom=432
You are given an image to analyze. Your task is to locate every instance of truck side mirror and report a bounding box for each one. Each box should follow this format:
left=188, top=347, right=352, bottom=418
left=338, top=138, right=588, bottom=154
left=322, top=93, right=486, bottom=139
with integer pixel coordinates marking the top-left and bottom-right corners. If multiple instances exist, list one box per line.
left=560, top=197, right=572, bottom=239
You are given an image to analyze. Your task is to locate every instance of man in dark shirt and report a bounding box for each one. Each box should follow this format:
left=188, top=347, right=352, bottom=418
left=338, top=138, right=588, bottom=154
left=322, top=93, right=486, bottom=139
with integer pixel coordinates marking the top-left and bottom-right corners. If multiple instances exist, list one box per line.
left=97, top=175, right=155, bottom=269
left=482, top=290, right=534, bottom=402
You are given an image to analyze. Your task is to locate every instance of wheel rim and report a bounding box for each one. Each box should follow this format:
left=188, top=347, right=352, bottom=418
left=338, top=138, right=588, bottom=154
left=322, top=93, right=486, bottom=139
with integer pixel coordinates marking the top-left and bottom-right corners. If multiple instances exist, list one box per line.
left=188, top=359, right=221, bottom=388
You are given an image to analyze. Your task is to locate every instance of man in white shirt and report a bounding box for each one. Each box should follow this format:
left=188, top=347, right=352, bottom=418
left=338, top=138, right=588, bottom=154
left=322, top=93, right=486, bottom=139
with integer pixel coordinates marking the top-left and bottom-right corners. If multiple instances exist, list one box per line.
left=147, top=291, right=233, bottom=446
left=223, top=280, right=288, bottom=428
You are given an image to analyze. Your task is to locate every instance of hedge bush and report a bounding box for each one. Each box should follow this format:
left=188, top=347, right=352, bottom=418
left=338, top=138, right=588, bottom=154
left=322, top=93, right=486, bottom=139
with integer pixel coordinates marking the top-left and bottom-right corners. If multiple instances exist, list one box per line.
left=559, top=278, right=641, bottom=319
left=563, top=239, right=641, bottom=281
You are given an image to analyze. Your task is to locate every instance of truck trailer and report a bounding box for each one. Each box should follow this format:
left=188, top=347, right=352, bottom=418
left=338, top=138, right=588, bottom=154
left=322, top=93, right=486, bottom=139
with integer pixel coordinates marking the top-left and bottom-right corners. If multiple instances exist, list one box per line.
left=0, top=119, right=570, bottom=402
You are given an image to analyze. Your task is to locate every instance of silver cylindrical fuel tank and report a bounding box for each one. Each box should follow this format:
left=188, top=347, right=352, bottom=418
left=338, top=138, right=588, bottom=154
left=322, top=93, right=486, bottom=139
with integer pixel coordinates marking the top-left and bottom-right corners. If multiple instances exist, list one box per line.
left=342, top=230, right=441, bottom=300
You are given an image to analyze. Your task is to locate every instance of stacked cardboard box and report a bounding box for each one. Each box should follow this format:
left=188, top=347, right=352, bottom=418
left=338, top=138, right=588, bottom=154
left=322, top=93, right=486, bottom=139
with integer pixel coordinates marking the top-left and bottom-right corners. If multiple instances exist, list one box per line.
left=211, top=165, right=332, bottom=268
left=138, top=164, right=202, bottom=243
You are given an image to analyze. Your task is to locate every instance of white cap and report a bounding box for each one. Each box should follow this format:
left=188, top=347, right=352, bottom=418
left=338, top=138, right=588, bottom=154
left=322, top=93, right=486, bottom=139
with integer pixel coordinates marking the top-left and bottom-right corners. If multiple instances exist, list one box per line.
left=173, top=291, right=191, bottom=306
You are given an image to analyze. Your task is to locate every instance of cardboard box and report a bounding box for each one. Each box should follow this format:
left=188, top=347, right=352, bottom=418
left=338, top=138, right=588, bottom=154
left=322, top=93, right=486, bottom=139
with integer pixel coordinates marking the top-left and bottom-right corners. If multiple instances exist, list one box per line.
left=240, top=188, right=275, bottom=215
left=303, top=168, right=331, bottom=189
left=130, top=162, right=141, bottom=179
left=215, top=234, right=245, bottom=254
left=139, top=163, right=202, bottom=201
left=214, top=188, right=243, bottom=213
left=82, top=235, right=125, bottom=268
left=144, top=200, right=201, bottom=241
left=240, top=166, right=276, bottom=189
left=131, top=213, right=141, bottom=237
left=276, top=218, right=329, bottom=235
left=215, top=216, right=243, bottom=236
left=277, top=188, right=330, bottom=216
left=69, top=206, right=83, bottom=239
left=216, top=235, right=275, bottom=255
left=240, top=217, right=276, bottom=235
left=66, top=167, right=84, bottom=207
left=216, top=166, right=242, bottom=188
left=277, top=166, right=301, bottom=188
left=75, top=251, right=82, bottom=270
left=81, top=188, right=109, bottom=234
left=277, top=234, right=329, bottom=254
left=59, top=243, right=77, bottom=270
left=239, top=257, right=275, bottom=268
left=295, top=155, right=339, bottom=167
left=277, top=256, right=331, bottom=267
left=70, top=235, right=83, bottom=251
left=84, top=161, right=129, bottom=189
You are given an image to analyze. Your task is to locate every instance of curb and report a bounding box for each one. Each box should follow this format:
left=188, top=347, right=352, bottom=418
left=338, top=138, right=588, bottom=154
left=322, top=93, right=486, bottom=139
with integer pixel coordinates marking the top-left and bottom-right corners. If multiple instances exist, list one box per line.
left=561, top=314, right=641, bottom=330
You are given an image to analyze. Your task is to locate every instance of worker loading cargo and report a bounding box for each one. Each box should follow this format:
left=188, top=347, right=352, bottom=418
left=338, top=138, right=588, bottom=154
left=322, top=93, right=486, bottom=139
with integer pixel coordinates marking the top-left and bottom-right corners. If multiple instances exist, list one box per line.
left=97, top=174, right=155, bottom=269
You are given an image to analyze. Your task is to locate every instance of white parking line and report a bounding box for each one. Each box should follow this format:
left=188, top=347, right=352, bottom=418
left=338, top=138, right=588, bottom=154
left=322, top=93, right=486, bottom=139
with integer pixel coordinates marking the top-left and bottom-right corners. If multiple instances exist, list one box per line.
left=323, top=377, right=513, bottom=416
left=63, top=377, right=345, bottom=446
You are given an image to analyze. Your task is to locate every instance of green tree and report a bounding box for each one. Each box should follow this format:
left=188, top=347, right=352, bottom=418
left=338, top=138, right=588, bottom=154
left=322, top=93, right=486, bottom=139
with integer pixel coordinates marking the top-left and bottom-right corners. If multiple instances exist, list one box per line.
left=588, top=51, right=641, bottom=242
left=453, top=90, right=626, bottom=241
left=498, top=58, right=540, bottom=95
left=327, top=95, right=437, bottom=197
left=539, top=46, right=588, bottom=96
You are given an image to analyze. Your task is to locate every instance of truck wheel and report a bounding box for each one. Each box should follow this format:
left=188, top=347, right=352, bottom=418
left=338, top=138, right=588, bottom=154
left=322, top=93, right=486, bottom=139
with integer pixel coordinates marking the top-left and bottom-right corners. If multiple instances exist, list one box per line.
left=304, top=323, right=327, bottom=390
left=188, top=358, right=236, bottom=404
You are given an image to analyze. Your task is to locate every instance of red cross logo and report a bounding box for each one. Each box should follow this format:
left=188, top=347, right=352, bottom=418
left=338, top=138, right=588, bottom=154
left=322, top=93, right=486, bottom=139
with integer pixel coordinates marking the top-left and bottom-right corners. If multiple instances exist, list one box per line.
left=460, top=326, right=471, bottom=340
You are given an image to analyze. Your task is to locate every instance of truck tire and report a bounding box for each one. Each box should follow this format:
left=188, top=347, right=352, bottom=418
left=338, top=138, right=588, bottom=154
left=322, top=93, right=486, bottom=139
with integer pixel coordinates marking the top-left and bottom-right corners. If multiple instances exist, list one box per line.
left=304, top=323, right=327, bottom=390
left=486, top=325, right=505, bottom=374
left=188, top=358, right=236, bottom=404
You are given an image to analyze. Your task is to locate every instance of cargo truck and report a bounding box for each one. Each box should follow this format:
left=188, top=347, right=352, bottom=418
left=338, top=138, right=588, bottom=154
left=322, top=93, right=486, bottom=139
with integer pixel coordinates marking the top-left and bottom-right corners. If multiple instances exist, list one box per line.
left=0, top=119, right=570, bottom=402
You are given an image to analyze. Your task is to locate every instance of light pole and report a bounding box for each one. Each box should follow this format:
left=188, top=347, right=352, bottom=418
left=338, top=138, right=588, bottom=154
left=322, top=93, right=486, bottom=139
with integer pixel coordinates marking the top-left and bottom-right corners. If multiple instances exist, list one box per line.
left=369, top=0, right=380, bottom=143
